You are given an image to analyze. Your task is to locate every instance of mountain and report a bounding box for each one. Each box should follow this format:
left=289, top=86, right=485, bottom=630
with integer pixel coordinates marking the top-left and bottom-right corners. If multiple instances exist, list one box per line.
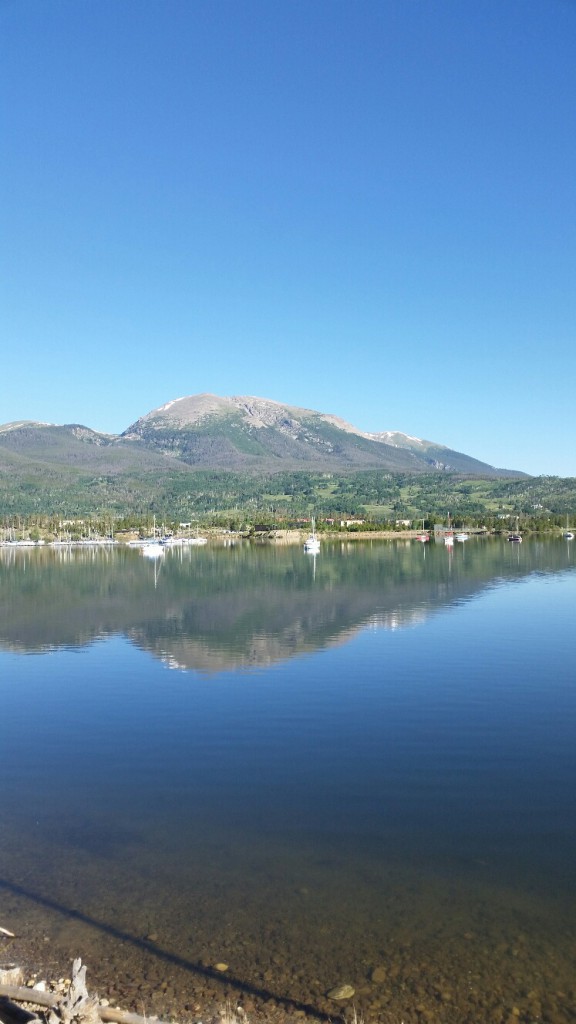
left=0, top=421, right=183, bottom=473
left=0, top=421, right=196, bottom=515
left=0, top=395, right=522, bottom=491
left=121, top=393, right=519, bottom=476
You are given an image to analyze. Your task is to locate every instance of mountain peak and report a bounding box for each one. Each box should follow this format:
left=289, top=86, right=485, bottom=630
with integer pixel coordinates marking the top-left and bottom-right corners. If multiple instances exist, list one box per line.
left=0, top=394, right=525, bottom=478
left=118, top=392, right=520, bottom=476
left=0, top=420, right=56, bottom=433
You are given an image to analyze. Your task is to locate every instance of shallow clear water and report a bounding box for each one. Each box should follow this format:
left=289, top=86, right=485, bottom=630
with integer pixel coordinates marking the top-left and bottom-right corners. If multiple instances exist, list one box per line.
left=1, top=539, right=575, bottom=1023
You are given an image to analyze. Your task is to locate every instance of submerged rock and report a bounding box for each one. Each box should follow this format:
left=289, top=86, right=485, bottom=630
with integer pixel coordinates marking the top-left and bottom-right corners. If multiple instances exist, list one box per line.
left=327, top=984, right=355, bottom=1001
left=370, top=966, right=387, bottom=984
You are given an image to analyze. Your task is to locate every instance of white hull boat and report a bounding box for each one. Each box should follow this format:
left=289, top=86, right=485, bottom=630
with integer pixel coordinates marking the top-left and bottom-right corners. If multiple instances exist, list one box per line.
left=304, top=518, right=320, bottom=554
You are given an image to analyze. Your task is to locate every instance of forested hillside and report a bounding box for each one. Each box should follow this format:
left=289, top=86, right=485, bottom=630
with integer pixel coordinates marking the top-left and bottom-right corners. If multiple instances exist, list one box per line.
left=1, top=468, right=574, bottom=530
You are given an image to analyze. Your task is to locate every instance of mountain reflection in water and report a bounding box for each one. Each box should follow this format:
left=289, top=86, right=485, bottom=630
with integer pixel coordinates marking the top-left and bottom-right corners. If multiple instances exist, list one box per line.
left=1, top=537, right=573, bottom=670
left=1, top=539, right=576, bottom=1023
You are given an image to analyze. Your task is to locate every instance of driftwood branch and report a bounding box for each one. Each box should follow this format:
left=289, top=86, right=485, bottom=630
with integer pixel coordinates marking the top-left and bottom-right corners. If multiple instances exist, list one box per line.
left=0, top=958, right=172, bottom=1024
left=46, top=960, right=100, bottom=1024
left=0, top=989, right=54, bottom=1010
left=0, top=983, right=172, bottom=1024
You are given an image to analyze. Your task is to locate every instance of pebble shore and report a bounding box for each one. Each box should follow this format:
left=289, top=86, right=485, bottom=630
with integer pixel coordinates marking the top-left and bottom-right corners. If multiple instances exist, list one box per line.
left=3, top=918, right=576, bottom=1024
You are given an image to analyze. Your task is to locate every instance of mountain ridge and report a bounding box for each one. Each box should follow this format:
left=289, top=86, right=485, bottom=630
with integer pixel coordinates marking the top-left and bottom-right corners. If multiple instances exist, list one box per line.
left=0, top=393, right=526, bottom=477
left=119, top=393, right=522, bottom=476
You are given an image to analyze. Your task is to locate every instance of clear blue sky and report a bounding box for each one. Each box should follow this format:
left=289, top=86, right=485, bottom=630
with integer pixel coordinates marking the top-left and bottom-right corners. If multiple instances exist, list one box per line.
left=2, top=0, right=575, bottom=476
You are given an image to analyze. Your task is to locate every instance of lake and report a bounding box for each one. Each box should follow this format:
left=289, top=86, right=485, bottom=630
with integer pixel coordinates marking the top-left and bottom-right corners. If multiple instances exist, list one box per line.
left=1, top=537, right=575, bottom=1024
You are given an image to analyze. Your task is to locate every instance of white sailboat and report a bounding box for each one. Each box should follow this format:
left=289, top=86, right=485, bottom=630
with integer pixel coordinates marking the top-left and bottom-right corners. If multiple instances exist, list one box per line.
left=508, top=516, right=522, bottom=542
left=563, top=515, right=574, bottom=540
left=304, top=517, right=320, bottom=554
left=141, top=542, right=165, bottom=558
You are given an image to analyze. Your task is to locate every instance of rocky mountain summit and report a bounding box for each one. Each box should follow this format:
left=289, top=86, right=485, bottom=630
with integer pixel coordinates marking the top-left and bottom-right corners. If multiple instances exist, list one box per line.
left=0, top=393, right=523, bottom=477
left=120, top=393, right=518, bottom=475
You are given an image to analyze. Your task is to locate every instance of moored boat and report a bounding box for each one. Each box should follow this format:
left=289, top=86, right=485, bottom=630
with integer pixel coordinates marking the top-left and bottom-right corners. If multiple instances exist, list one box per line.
left=304, top=517, right=320, bottom=554
left=508, top=517, right=522, bottom=542
left=141, top=542, right=165, bottom=558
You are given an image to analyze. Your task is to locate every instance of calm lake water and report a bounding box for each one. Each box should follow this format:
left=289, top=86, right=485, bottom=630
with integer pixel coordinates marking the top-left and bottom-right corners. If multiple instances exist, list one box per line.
left=1, top=538, right=575, bottom=1024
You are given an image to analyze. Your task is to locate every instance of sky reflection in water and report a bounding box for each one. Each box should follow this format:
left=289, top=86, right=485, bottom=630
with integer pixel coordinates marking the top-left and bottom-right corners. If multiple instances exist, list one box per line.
left=1, top=540, right=575, bottom=1020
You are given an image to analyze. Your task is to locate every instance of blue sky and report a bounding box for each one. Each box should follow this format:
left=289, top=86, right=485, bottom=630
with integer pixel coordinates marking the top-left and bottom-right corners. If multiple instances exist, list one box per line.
left=1, top=0, right=575, bottom=476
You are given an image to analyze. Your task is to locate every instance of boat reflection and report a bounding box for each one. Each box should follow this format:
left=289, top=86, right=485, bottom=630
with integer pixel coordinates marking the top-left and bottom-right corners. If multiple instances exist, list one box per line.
left=0, top=539, right=574, bottom=672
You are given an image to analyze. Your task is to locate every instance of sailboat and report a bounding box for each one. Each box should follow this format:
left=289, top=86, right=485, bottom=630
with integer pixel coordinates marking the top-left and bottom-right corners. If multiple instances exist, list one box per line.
left=563, top=515, right=574, bottom=540
left=304, top=517, right=321, bottom=554
left=131, top=515, right=165, bottom=555
left=141, top=541, right=165, bottom=558
left=508, top=516, right=522, bottom=543
left=443, top=512, right=454, bottom=545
